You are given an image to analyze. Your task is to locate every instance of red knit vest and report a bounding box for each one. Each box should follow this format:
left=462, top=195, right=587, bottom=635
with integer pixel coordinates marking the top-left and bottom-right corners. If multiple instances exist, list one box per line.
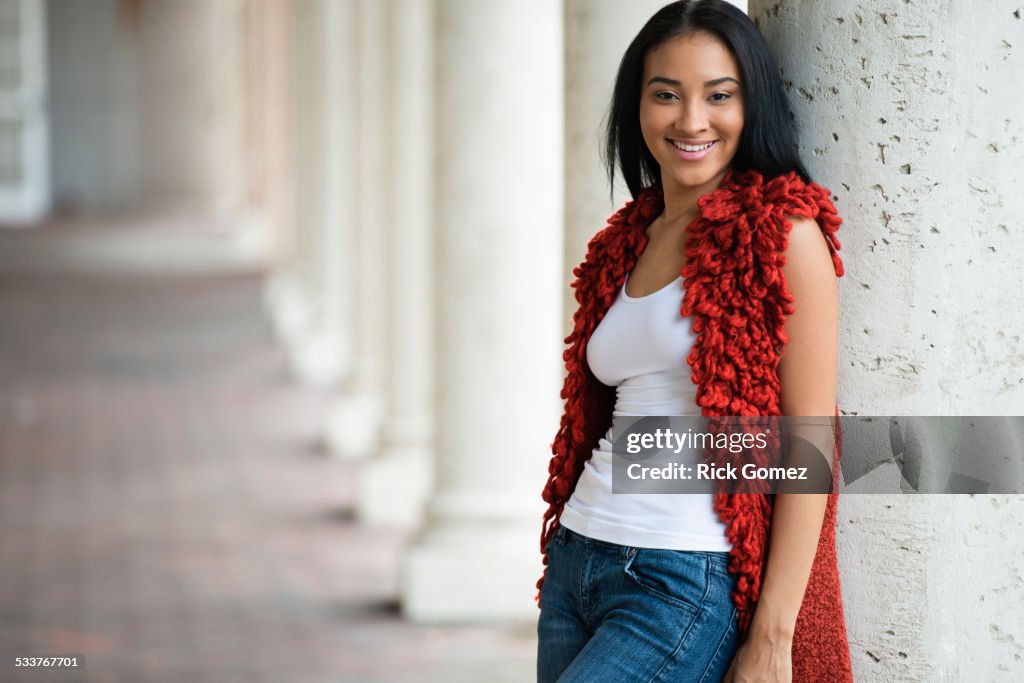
left=536, top=168, right=854, bottom=681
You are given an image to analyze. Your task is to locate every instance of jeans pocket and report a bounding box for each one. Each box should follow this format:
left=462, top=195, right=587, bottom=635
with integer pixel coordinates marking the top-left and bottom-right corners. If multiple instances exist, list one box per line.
left=623, top=548, right=709, bottom=613
left=543, top=525, right=566, bottom=556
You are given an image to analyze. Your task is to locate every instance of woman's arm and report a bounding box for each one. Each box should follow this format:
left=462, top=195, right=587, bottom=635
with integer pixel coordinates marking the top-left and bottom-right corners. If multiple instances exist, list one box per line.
left=724, top=215, right=840, bottom=682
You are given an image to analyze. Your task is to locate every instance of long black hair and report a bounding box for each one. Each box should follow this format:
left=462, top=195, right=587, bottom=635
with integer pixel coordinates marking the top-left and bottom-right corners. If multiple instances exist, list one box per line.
left=604, top=0, right=811, bottom=200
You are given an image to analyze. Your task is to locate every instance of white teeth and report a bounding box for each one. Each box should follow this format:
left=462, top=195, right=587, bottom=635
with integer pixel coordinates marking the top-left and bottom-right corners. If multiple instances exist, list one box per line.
left=671, top=140, right=715, bottom=152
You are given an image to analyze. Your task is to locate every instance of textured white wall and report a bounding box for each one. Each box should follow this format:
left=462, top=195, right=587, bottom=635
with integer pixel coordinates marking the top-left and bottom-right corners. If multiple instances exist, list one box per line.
left=750, top=1, right=1024, bottom=679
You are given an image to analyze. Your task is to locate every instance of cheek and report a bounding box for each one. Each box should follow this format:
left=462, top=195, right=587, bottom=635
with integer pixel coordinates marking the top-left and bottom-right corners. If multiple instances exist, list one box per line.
left=638, top=104, right=654, bottom=134
left=725, top=108, right=745, bottom=139
left=639, top=111, right=660, bottom=149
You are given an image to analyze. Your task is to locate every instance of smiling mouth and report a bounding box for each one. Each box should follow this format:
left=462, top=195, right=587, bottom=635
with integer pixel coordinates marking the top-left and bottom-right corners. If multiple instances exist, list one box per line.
left=670, top=140, right=717, bottom=152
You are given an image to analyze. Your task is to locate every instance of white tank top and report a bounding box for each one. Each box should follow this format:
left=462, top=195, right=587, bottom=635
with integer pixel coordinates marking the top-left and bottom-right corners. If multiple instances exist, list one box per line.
left=558, top=271, right=733, bottom=551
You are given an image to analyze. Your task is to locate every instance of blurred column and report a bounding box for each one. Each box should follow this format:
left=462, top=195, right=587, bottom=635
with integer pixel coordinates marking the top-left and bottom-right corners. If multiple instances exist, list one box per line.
left=264, top=0, right=317, bottom=366
left=254, top=0, right=291, bottom=264
left=401, top=0, right=563, bottom=620
left=266, top=0, right=352, bottom=388
left=288, top=0, right=356, bottom=390
left=322, top=0, right=388, bottom=459
left=245, top=0, right=292, bottom=266
left=354, top=0, right=435, bottom=527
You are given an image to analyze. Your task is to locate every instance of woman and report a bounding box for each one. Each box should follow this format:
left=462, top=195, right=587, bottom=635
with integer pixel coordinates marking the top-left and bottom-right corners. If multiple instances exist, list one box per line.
left=535, top=2, right=853, bottom=682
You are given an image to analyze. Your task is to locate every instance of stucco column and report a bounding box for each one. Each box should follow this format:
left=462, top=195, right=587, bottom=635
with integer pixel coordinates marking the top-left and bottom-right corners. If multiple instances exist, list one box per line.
left=401, top=0, right=563, bottom=620
left=354, top=0, right=436, bottom=527
left=322, top=0, right=388, bottom=459
left=749, top=1, right=1024, bottom=680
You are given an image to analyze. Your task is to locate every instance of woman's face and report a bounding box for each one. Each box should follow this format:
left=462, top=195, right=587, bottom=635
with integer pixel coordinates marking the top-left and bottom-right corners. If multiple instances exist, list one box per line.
left=639, top=31, right=745, bottom=194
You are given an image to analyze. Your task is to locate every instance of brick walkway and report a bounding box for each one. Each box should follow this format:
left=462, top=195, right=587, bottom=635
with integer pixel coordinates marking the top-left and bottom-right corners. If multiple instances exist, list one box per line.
left=0, top=221, right=536, bottom=683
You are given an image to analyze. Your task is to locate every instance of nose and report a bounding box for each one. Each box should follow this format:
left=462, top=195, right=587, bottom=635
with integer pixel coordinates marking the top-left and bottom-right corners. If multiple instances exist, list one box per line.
left=676, top=97, right=709, bottom=135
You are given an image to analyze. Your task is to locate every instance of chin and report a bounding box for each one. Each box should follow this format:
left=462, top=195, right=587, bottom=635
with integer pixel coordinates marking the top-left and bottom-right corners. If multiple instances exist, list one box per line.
left=670, top=168, right=719, bottom=189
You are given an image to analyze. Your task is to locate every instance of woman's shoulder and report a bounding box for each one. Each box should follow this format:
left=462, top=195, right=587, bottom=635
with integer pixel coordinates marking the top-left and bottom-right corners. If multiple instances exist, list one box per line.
left=732, top=169, right=840, bottom=218
left=734, top=169, right=845, bottom=278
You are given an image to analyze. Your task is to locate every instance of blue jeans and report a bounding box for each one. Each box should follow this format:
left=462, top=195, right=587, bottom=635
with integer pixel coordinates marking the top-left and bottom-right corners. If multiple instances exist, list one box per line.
left=537, top=525, right=740, bottom=682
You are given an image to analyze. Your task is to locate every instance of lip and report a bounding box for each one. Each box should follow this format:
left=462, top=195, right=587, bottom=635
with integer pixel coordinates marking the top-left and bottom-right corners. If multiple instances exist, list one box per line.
left=668, top=138, right=717, bottom=161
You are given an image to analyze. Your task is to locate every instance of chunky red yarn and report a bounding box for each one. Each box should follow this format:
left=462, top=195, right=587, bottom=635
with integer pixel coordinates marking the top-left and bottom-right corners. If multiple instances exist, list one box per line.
left=536, top=168, right=854, bottom=681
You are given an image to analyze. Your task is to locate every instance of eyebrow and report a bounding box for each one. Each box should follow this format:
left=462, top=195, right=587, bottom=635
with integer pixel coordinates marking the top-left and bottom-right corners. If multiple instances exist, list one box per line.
left=647, top=76, right=741, bottom=87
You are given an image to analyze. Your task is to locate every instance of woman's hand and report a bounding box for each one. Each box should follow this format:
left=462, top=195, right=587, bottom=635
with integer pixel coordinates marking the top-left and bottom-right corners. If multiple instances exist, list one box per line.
left=722, top=628, right=793, bottom=683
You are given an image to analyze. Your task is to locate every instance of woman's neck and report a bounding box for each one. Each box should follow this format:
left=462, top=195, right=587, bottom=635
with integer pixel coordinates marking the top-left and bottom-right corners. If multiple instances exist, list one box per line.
left=659, top=167, right=730, bottom=225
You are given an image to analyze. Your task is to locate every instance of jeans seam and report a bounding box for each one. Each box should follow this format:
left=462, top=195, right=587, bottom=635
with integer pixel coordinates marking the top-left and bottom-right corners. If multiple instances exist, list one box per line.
left=563, top=526, right=627, bottom=552
left=671, top=549, right=731, bottom=575
left=709, top=555, right=731, bottom=576
left=697, top=610, right=737, bottom=683
left=646, top=599, right=706, bottom=683
left=578, top=543, right=591, bottom=628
